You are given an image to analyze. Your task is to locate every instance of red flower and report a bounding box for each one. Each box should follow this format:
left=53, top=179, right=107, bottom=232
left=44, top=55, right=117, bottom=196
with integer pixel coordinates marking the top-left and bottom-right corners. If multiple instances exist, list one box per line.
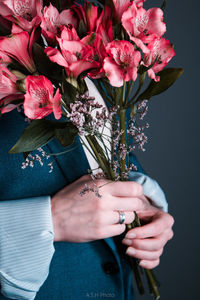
left=0, top=0, right=43, bottom=32
left=45, top=26, right=99, bottom=78
left=122, top=2, right=166, bottom=53
left=41, top=3, right=77, bottom=43
left=24, top=75, right=62, bottom=119
left=0, top=65, right=24, bottom=113
left=0, top=30, right=36, bottom=73
left=143, top=37, right=175, bottom=81
left=72, top=2, right=98, bottom=33
left=103, top=40, right=141, bottom=87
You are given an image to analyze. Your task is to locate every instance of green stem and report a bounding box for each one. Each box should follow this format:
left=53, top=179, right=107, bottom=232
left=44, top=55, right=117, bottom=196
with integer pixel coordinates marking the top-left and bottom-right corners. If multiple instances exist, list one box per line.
left=145, top=270, right=160, bottom=300
left=86, top=135, right=115, bottom=180
left=119, top=108, right=127, bottom=180
left=126, top=81, right=134, bottom=103
left=122, top=82, right=126, bottom=106
left=126, top=73, right=146, bottom=107
left=132, top=212, right=160, bottom=299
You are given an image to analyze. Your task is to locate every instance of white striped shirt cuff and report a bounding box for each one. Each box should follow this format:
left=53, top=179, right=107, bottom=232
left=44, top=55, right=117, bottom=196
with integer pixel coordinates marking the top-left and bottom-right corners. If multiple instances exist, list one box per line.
left=129, top=171, right=168, bottom=212
left=0, top=196, right=55, bottom=300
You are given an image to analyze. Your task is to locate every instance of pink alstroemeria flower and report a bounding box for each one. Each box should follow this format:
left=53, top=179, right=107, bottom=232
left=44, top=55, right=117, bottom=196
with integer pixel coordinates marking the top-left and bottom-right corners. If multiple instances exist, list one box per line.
left=0, top=65, right=24, bottom=113
left=0, top=30, right=36, bottom=73
left=143, top=37, right=175, bottom=81
left=96, top=6, right=113, bottom=46
left=24, top=75, right=62, bottom=120
left=112, top=0, right=131, bottom=21
left=0, top=50, right=12, bottom=65
left=45, top=26, right=99, bottom=78
left=122, top=2, right=166, bottom=53
left=41, top=3, right=77, bottom=43
left=103, top=40, right=141, bottom=87
left=0, top=65, right=19, bottom=99
left=72, top=2, right=98, bottom=33
left=0, top=0, right=43, bottom=32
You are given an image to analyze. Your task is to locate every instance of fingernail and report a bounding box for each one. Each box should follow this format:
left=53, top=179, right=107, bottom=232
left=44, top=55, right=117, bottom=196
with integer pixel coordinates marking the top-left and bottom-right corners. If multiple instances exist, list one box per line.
left=125, top=232, right=136, bottom=239
left=126, top=247, right=136, bottom=256
left=139, top=261, right=146, bottom=267
left=122, top=238, right=132, bottom=246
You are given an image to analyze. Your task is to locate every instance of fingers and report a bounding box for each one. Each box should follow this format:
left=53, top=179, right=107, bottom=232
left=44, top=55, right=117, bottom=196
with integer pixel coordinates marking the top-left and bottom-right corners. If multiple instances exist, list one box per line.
left=95, top=211, right=135, bottom=225
left=123, top=228, right=174, bottom=251
left=105, top=195, right=147, bottom=211
left=125, top=212, right=174, bottom=239
left=139, top=259, right=160, bottom=269
left=126, top=247, right=163, bottom=261
left=94, top=224, right=126, bottom=240
left=102, top=181, right=143, bottom=197
left=112, top=211, right=135, bottom=225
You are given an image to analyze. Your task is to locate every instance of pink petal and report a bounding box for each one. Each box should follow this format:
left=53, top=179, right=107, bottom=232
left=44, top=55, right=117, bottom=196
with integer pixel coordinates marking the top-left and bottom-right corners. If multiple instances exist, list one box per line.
left=60, top=26, right=80, bottom=41
left=0, top=31, right=36, bottom=72
left=69, top=60, right=99, bottom=78
left=129, top=35, right=150, bottom=53
left=86, top=3, right=98, bottom=32
left=45, top=47, right=69, bottom=68
left=147, top=69, right=160, bottom=82
left=103, top=57, right=123, bottom=87
left=1, top=104, right=19, bottom=113
left=52, top=88, right=61, bottom=120
left=24, top=75, right=55, bottom=119
left=59, top=9, right=78, bottom=28
left=113, top=0, right=131, bottom=20
left=147, top=8, right=166, bottom=37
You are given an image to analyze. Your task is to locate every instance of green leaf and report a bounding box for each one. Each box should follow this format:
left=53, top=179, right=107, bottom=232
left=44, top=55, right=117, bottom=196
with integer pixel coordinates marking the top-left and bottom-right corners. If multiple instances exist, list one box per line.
left=136, top=68, right=184, bottom=102
left=77, top=77, right=88, bottom=95
left=55, top=124, right=78, bottom=147
left=9, top=119, right=66, bottom=154
left=32, top=43, right=62, bottom=81
left=62, top=77, right=78, bottom=105
left=130, top=103, right=137, bottom=118
left=77, top=19, right=87, bottom=38
left=161, top=0, right=167, bottom=11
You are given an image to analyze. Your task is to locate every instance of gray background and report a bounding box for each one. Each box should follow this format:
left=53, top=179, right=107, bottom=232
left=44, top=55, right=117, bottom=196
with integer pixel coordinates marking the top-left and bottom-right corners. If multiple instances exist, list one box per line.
left=134, top=1, right=200, bottom=299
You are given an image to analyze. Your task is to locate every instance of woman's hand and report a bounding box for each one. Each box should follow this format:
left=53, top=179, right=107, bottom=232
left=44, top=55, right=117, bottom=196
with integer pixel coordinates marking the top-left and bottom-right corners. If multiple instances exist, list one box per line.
left=122, top=202, right=174, bottom=269
left=51, top=174, right=147, bottom=243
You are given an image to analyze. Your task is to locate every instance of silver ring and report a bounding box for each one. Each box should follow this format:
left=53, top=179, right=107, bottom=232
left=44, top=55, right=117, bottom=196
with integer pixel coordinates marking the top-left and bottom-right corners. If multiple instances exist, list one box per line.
left=118, top=211, right=125, bottom=224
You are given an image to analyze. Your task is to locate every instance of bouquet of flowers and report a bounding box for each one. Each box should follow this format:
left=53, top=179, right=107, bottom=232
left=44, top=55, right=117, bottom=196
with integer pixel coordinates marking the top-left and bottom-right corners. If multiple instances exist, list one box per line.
left=0, top=0, right=183, bottom=298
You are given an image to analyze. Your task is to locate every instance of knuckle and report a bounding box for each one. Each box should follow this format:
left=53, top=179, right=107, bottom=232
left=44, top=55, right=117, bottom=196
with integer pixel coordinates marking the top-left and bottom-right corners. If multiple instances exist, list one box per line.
left=131, top=239, right=140, bottom=248
left=158, top=248, right=164, bottom=257
left=118, top=224, right=126, bottom=235
left=150, top=224, right=156, bottom=236
left=127, top=212, right=135, bottom=223
left=152, top=258, right=160, bottom=268
left=151, top=241, right=161, bottom=251
left=167, top=214, right=175, bottom=227
left=168, top=229, right=174, bottom=240
left=132, top=182, right=143, bottom=196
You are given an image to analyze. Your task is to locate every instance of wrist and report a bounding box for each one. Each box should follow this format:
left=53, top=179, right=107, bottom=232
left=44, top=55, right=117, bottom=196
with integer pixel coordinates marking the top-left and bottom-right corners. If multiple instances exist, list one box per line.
left=50, top=197, right=63, bottom=242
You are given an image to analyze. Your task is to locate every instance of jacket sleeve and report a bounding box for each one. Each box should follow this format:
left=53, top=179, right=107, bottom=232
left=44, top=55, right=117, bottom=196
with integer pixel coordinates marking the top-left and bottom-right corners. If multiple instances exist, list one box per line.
left=0, top=196, right=55, bottom=300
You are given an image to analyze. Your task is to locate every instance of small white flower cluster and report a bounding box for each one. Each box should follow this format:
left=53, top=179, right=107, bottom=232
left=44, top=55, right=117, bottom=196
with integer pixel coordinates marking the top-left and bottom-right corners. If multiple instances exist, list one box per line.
left=128, top=100, right=149, bottom=152
left=67, top=92, right=111, bottom=136
left=21, top=147, right=54, bottom=173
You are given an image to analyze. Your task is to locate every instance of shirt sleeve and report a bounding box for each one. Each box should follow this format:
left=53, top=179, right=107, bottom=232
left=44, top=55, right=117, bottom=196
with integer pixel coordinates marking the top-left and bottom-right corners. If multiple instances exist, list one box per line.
left=0, top=196, right=55, bottom=300
left=129, top=171, right=168, bottom=212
